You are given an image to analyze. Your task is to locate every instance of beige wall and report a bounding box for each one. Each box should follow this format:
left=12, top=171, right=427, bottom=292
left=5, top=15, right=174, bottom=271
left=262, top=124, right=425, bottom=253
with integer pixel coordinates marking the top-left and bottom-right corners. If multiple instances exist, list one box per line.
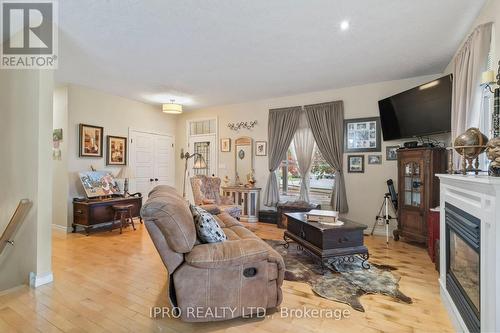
left=62, top=84, right=177, bottom=229
left=444, top=0, right=500, bottom=74
left=175, top=74, right=448, bottom=232
left=0, top=69, right=54, bottom=291
left=52, top=86, right=69, bottom=230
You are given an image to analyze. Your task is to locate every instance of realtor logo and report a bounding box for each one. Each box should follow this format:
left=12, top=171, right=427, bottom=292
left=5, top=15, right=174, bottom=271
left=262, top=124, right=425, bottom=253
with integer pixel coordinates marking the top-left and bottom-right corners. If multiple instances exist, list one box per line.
left=1, top=0, right=58, bottom=69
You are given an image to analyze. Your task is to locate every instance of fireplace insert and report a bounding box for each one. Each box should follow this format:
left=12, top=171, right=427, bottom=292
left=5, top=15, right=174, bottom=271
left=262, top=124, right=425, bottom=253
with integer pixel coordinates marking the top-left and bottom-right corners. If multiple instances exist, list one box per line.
left=445, top=203, right=480, bottom=333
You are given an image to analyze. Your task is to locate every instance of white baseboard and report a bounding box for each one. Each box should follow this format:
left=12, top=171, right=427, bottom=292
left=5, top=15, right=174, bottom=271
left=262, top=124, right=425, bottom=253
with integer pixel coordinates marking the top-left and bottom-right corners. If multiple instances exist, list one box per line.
left=51, top=223, right=72, bottom=233
left=29, top=271, right=53, bottom=288
left=0, top=285, right=25, bottom=296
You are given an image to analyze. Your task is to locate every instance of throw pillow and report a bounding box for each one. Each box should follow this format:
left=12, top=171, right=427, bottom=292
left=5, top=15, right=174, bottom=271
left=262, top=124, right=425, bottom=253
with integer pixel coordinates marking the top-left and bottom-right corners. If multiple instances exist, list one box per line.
left=190, top=205, right=227, bottom=243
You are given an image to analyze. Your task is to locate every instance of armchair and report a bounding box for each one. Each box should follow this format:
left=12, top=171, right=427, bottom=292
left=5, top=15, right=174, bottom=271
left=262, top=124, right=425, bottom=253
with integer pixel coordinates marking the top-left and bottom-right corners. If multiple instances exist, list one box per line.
left=190, top=175, right=242, bottom=219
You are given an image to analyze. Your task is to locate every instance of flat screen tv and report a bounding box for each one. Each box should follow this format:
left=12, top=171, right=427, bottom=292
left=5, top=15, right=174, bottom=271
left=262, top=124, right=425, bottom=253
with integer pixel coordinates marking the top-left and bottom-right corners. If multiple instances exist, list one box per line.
left=378, top=74, right=452, bottom=141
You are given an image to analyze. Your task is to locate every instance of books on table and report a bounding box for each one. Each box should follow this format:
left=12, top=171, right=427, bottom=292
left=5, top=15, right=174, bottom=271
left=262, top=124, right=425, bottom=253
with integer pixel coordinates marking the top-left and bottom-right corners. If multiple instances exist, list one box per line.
left=306, top=210, right=343, bottom=226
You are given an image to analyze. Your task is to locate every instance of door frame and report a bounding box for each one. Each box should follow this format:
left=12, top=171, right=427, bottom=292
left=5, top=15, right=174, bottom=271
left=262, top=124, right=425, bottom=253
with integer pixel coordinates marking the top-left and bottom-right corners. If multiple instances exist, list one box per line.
left=128, top=128, right=175, bottom=194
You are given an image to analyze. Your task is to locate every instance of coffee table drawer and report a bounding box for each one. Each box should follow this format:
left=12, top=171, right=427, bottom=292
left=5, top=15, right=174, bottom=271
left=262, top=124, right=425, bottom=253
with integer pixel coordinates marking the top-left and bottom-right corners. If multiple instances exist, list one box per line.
left=287, top=216, right=364, bottom=249
left=323, top=229, right=364, bottom=249
left=287, top=218, right=326, bottom=248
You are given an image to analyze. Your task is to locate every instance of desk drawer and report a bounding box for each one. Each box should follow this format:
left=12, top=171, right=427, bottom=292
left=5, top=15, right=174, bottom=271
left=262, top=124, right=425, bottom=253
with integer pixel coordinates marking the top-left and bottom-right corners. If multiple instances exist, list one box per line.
left=73, top=205, right=89, bottom=226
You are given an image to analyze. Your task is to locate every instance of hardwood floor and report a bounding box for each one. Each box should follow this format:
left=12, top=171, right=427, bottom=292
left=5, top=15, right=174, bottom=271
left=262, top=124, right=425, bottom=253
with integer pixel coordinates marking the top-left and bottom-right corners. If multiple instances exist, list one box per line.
left=0, top=221, right=454, bottom=332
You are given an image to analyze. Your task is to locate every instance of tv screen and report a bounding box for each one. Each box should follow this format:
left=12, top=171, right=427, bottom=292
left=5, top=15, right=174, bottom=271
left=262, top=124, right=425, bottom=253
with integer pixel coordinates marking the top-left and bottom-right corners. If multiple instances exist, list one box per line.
left=378, top=75, right=452, bottom=141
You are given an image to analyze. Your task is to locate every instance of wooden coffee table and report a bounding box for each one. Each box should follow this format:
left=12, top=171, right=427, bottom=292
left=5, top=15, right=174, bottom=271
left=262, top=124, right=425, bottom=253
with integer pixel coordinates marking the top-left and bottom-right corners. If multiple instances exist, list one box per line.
left=283, top=212, right=370, bottom=270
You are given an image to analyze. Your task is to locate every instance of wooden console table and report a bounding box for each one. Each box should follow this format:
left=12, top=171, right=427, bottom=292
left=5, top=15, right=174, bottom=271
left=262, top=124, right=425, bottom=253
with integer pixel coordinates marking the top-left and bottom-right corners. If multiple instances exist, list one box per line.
left=73, top=196, right=142, bottom=235
left=222, top=186, right=261, bottom=222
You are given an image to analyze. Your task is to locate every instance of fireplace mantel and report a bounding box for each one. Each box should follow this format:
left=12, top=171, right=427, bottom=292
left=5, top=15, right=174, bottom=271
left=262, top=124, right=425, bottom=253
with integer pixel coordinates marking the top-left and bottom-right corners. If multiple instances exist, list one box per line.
left=438, top=174, right=500, bottom=333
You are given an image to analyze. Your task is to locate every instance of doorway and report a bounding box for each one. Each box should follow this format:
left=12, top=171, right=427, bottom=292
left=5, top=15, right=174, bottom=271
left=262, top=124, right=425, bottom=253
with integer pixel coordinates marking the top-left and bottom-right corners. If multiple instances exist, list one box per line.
left=186, top=118, right=218, bottom=201
left=129, top=129, right=175, bottom=201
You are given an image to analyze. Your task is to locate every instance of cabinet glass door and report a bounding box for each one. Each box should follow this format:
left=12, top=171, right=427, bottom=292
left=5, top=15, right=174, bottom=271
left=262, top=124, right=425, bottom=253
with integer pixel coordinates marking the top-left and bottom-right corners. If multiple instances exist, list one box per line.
left=403, top=161, right=423, bottom=207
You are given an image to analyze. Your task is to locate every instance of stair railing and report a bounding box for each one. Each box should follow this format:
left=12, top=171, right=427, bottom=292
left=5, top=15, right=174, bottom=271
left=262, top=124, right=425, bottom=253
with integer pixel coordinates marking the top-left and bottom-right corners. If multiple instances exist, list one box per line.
left=0, top=199, right=32, bottom=256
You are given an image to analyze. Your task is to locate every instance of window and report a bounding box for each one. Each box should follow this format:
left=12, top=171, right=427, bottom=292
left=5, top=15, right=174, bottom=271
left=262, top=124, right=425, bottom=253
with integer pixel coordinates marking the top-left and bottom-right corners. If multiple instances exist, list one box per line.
left=278, top=144, right=334, bottom=204
left=189, top=119, right=216, bottom=135
left=478, top=46, right=494, bottom=170
left=193, top=141, right=210, bottom=176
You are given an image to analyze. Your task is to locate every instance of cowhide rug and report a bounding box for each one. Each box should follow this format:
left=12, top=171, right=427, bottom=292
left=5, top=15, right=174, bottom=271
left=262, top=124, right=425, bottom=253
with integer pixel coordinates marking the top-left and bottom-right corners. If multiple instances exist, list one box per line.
left=265, top=239, right=412, bottom=312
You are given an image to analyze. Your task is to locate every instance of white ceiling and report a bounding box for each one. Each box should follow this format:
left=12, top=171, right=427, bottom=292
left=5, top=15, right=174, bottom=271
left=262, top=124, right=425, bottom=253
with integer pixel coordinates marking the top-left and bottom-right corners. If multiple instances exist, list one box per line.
left=56, top=0, right=486, bottom=110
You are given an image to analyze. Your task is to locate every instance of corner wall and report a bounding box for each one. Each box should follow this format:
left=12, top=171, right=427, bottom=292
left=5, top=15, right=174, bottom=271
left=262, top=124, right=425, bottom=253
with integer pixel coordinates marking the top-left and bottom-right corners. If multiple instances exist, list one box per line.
left=175, top=74, right=448, bottom=232
left=52, top=86, right=69, bottom=230
left=0, top=69, right=54, bottom=291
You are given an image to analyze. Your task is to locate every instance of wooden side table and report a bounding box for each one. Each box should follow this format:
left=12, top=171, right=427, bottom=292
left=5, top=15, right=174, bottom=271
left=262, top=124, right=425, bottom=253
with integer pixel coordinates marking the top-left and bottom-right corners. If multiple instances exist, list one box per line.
left=222, top=186, right=261, bottom=222
left=73, top=196, right=142, bottom=235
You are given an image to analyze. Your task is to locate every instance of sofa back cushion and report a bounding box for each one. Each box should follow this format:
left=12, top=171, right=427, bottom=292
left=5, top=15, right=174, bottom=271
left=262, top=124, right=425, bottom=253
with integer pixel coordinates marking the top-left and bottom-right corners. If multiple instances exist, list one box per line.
left=141, top=185, right=197, bottom=253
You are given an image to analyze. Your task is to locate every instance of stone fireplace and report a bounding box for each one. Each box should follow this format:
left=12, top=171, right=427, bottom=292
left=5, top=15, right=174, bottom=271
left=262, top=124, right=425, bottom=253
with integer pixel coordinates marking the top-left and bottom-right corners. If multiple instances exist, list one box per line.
left=438, top=175, right=500, bottom=333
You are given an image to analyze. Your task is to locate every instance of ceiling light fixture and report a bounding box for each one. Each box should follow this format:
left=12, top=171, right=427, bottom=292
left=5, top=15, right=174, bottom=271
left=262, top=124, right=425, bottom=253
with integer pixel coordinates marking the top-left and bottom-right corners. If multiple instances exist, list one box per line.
left=162, top=100, right=183, bottom=114
left=340, top=20, right=349, bottom=31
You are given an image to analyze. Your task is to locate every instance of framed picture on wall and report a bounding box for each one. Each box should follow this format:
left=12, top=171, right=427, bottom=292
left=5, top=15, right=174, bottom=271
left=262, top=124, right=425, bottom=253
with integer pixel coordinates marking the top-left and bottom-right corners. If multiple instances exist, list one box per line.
left=347, top=155, right=365, bottom=173
left=106, top=136, right=127, bottom=165
left=220, top=138, right=231, bottom=152
left=79, top=124, right=104, bottom=157
left=386, top=146, right=399, bottom=161
left=344, top=117, right=381, bottom=153
left=368, top=154, right=382, bottom=165
left=255, top=141, right=267, bottom=156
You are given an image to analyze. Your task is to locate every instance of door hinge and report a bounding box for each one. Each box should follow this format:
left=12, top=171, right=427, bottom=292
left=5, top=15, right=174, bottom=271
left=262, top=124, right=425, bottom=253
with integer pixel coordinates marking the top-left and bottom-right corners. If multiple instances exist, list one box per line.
left=130, top=138, right=133, bottom=144
left=172, top=143, right=174, bottom=148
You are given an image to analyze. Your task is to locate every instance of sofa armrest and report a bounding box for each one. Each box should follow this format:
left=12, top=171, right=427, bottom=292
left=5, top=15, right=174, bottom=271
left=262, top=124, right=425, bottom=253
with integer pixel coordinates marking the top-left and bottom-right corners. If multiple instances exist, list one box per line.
left=185, top=239, right=271, bottom=269
left=214, top=212, right=242, bottom=228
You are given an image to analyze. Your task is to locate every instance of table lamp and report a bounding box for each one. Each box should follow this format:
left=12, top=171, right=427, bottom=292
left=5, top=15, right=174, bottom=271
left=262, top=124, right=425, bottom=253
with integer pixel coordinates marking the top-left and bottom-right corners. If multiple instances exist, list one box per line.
left=119, top=166, right=135, bottom=197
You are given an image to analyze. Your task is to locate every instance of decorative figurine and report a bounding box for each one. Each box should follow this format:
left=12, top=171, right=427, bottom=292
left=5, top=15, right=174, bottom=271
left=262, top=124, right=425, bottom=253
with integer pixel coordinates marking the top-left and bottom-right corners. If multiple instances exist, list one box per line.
left=235, top=173, right=242, bottom=186
left=486, top=137, right=500, bottom=177
left=246, top=169, right=256, bottom=187
left=223, top=175, right=230, bottom=187
left=453, top=127, right=488, bottom=175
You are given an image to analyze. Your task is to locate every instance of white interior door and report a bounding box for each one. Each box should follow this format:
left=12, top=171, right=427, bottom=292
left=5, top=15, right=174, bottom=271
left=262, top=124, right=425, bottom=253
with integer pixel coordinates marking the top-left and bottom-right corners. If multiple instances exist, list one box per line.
left=130, top=130, right=175, bottom=201
left=154, top=135, right=174, bottom=187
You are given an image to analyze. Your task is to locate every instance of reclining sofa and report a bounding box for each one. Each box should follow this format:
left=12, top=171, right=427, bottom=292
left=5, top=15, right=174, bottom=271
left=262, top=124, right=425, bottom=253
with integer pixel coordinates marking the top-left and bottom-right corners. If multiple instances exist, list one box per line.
left=141, top=185, right=285, bottom=322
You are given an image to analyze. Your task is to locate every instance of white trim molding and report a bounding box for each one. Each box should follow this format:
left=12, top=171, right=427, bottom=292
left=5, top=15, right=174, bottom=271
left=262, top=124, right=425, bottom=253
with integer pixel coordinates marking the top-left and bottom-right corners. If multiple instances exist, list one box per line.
left=29, top=271, right=54, bottom=288
left=51, top=223, right=72, bottom=233
left=438, top=174, right=500, bottom=333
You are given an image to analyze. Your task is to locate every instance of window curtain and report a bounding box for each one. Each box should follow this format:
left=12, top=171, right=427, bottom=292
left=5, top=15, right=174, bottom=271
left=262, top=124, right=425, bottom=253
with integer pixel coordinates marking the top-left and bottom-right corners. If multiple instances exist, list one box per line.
left=451, top=22, right=492, bottom=167
left=305, top=101, right=348, bottom=213
left=263, top=106, right=301, bottom=207
left=293, top=111, right=316, bottom=202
